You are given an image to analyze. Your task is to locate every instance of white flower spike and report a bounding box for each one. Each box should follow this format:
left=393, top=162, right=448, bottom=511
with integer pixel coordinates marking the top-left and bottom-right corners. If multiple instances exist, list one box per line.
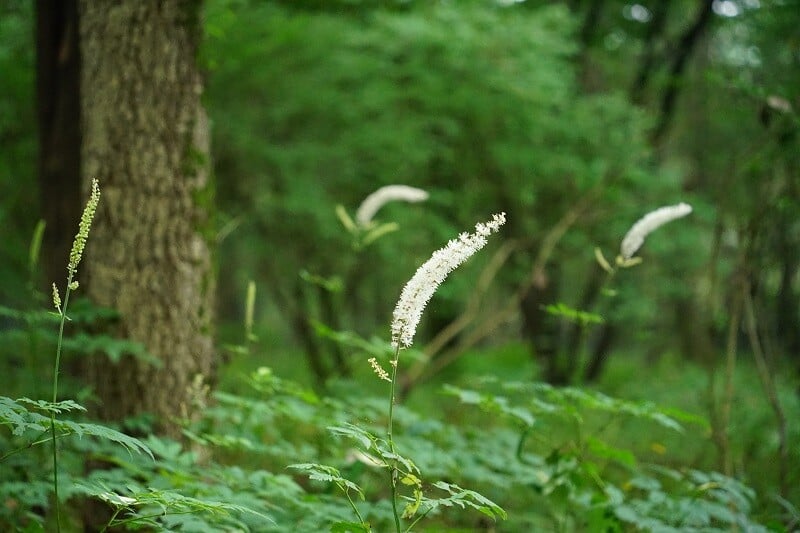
left=355, top=185, right=429, bottom=227
left=391, top=212, right=506, bottom=349
left=620, top=202, right=692, bottom=260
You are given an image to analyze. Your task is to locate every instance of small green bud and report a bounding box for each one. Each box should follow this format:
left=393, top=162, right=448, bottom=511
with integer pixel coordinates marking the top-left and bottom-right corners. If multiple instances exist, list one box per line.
left=52, top=283, right=62, bottom=313
left=68, top=178, right=100, bottom=277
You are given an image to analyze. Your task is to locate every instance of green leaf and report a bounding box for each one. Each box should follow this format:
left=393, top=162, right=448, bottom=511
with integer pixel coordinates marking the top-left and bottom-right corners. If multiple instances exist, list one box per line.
left=420, top=481, right=507, bottom=521
left=0, top=305, right=59, bottom=325
left=361, top=222, right=399, bottom=246
left=327, top=423, right=376, bottom=450
left=66, top=422, right=154, bottom=459
left=442, top=385, right=535, bottom=428
left=75, top=481, right=273, bottom=525
left=331, top=521, right=371, bottom=532
left=16, top=398, right=87, bottom=414
left=586, top=436, right=636, bottom=467
left=0, top=396, right=40, bottom=436
left=288, top=463, right=364, bottom=499
left=542, top=302, right=604, bottom=326
left=335, top=204, right=357, bottom=233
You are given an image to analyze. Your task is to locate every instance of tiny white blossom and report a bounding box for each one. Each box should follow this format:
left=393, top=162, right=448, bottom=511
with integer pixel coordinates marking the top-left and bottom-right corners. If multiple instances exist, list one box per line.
left=391, top=212, right=506, bottom=349
left=355, top=185, right=429, bottom=226
left=620, top=202, right=692, bottom=259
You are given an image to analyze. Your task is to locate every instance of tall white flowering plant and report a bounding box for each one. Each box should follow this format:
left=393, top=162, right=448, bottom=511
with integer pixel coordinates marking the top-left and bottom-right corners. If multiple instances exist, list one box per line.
left=383, top=212, right=507, bottom=529
left=291, top=213, right=508, bottom=532
left=356, top=185, right=429, bottom=228
left=336, top=185, right=430, bottom=249
left=556, top=202, right=694, bottom=381
left=595, top=202, right=693, bottom=272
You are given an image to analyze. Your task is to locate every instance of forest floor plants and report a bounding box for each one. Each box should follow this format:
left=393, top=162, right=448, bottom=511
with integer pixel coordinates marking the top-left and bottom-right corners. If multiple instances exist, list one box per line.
left=0, top=180, right=156, bottom=530
left=290, top=213, right=508, bottom=532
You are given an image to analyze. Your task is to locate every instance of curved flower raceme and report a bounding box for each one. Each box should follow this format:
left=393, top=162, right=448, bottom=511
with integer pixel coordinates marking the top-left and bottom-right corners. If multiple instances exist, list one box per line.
left=355, top=185, right=429, bottom=227
left=619, top=202, right=692, bottom=260
left=391, top=212, right=506, bottom=349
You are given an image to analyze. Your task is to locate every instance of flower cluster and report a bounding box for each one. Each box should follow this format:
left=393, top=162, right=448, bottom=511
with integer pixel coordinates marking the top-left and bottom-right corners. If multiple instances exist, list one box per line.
left=391, top=212, right=506, bottom=349
left=68, top=178, right=101, bottom=277
left=355, top=185, right=429, bottom=227
left=619, top=202, right=692, bottom=260
left=369, top=357, right=391, bottom=382
left=52, top=283, right=62, bottom=313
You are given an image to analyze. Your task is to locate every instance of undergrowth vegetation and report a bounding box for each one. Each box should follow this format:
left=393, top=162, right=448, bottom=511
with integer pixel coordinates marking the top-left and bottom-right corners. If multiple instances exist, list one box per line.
left=0, top=344, right=781, bottom=531
left=1, top=185, right=793, bottom=531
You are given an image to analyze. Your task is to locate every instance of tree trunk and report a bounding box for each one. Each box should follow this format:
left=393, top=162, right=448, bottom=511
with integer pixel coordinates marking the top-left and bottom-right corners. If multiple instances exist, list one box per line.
left=36, top=0, right=82, bottom=290
left=651, top=0, right=714, bottom=143
left=80, top=1, right=215, bottom=436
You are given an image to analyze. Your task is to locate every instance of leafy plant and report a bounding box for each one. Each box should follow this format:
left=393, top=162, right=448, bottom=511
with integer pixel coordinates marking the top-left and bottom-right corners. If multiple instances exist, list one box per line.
left=289, top=214, right=508, bottom=531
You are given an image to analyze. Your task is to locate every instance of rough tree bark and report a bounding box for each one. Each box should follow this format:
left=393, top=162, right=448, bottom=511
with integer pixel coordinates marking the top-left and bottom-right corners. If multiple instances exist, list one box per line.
left=80, top=1, right=215, bottom=436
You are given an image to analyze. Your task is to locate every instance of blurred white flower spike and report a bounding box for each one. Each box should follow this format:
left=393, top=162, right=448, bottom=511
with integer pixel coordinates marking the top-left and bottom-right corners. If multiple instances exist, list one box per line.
left=391, top=212, right=506, bottom=349
left=619, top=202, right=692, bottom=261
left=355, top=184, right=429, bottom=227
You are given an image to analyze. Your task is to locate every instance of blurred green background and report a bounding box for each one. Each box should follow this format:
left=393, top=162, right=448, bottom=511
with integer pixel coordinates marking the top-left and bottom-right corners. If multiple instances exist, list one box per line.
left=1, top=0, right=798, bottom=529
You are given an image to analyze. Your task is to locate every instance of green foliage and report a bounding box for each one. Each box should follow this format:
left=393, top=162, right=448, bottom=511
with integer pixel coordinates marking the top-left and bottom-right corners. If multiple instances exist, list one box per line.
left=0, top=0, right=797, bottom=530
left=543, top=302, right=606, bottom=326
left=0, top=1, right=36, bottom=304
left=204, top=0, right=683, bottom=360
left=288, top=463, right=365, bottom=500
left=75, top=481, right=272, bottom=531
left=417, top=481, right=507, bottom=522
left=0, top=345, right=778, bottom=531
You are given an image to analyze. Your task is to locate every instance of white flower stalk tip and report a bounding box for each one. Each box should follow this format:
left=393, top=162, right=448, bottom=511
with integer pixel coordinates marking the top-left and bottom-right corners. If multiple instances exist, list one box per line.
left=355, top=185, right=429, bottom=227
left=620, top=202, right=692, bottom=259
left=391, top=212, right=506, bottom=349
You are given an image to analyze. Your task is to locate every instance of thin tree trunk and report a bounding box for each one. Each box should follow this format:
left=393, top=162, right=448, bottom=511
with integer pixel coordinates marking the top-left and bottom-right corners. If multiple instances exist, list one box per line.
left=36, top=0, right=81, bottom=289
left=629, top=1, right=670, bottom=104
left=652, top=0, right=714, bottom=143
left=80, top=1, right=215, bottom=436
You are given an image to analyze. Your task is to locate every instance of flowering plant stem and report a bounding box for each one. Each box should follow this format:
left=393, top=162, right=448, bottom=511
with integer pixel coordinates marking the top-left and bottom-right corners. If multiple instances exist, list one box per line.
left=47, top=178, right=99, bottom=532
left=387, top=342, right=402, bottom=533
left=50, top=274, right=74, bottom=533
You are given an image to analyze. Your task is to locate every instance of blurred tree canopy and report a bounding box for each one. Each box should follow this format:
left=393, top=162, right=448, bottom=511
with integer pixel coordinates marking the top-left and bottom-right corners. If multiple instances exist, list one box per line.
left=204, top=0, right=690, bottom=383
left=0, top=0, right=795, bottom=386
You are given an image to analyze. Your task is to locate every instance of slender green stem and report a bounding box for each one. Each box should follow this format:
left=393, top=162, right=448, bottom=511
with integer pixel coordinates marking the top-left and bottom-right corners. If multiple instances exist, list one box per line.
left=0, top=430, right=68, bottom=462
left=100, top=508, right=122, bottom=533
left=343, top=487, right=366, bottom=526
left=405, top=508, right=434, bottom=532
left=50, top=275, right=73, bottom=533
left=387, top=347, right=399, bottom=445
left=387, top=343, right=402, bottom=533
left=389, top=468, right=401, bottom=533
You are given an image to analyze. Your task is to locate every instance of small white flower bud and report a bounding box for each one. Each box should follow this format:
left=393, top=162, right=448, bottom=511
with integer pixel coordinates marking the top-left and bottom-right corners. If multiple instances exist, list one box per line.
left=355, top=185, right=429, bottom=227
